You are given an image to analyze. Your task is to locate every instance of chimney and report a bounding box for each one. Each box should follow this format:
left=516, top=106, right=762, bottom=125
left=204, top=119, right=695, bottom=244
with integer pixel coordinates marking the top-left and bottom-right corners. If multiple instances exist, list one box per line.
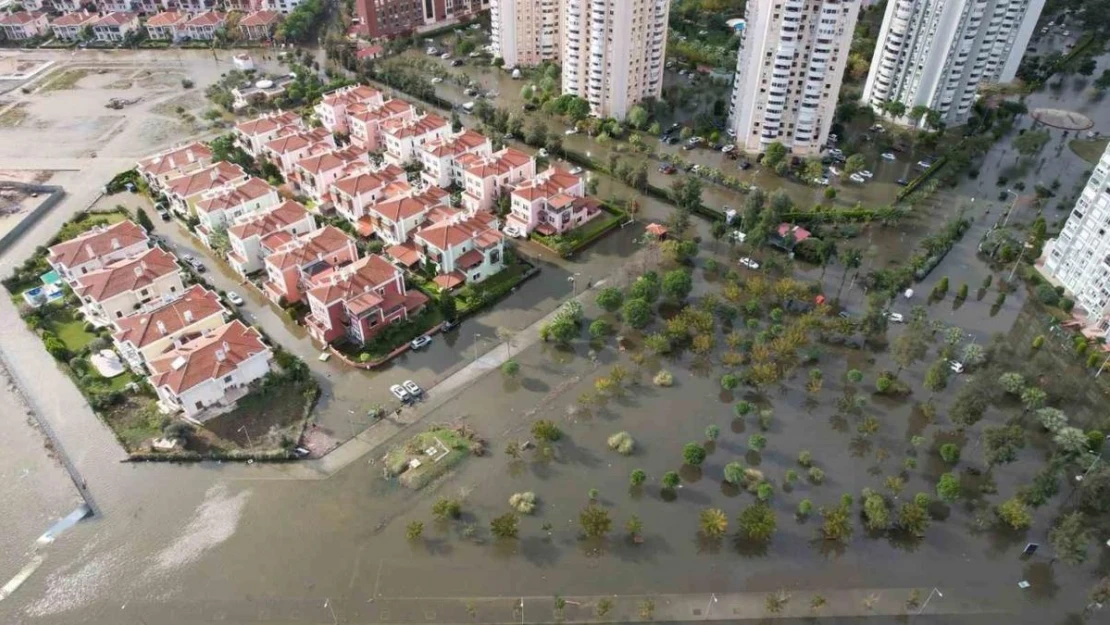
left=85, top=243, right=95, bottom=259
left=133, top=265, right=144, bottom=277
left=140, top=260, right=147, bottom=272
left=215, top=348, right=226, bottom=362
left=183, top=309, right=194, bottom=323
left=111, top=237, right=120, bottom=250
left=157, top=320, right=167, bottom=335
left=186, top=148, right=195, bottom=163
left=210, top=168, right=220, bottom=182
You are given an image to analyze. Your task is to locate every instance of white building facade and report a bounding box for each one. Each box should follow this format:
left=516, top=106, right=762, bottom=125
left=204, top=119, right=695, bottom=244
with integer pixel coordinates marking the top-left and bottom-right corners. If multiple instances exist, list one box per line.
left=862, top=0, right=1045, bottom=128
left=1043, top=142, right=1110, bottom=337
left=490, top=0, right=561, bottom=68
left=727, top=0, right=860, bottom=157
left=560, top=0, right=669, bottom=120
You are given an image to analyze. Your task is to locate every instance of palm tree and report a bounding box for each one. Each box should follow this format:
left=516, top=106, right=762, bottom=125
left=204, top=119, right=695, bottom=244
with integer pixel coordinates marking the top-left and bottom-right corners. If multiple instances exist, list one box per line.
left=699, top=508, right=729, bottom=538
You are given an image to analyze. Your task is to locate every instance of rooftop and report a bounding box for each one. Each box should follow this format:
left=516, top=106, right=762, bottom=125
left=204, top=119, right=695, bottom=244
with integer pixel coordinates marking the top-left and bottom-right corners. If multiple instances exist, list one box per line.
left=238, top=9, right=282, bottom=27
left=166, top=162, right=247, bottom=199
left=144, top=11, right=188, bottom=27
left=113, top=284, right=225, bottom=350
left=136, top=142, right=211, bottom=177
left=74, top=247, right=179, bottom=302
left=48, top=220, right=149, bottom=269
left=265, top=226, right=353, bottom=271
left=148, top=320, right=268, bottom=395
left=228, top=200, right=309, bottom=240
left=195, top=177, right=275, bottom=214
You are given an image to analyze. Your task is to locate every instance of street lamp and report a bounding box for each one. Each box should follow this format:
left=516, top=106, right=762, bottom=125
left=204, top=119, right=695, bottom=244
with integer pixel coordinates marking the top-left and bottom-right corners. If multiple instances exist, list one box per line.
left=568, top=272, right=582, bottom=298
left=916, top=587, right=943, bottom=616
left=999, top=189, right=1020, bottom=229
left=472, top=332, right=482, bottom=362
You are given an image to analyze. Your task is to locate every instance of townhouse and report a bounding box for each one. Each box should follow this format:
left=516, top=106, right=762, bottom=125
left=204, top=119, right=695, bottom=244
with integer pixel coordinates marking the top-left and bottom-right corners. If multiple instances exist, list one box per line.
left=417, top=130, right=492, bottom=189
left=304, top=254, right=428, bottom=346
left=313, top=84, right=384, bottom=135
left=259, top=127, right=333, bottom=174
left=348, top=98, right=415, bottom=152
left=194, top=177, right=281, bottom=244
left=262, top=225, right=359, bottom=304
left=47, top=220, right=151, bottom=285
left=147, top=320, right=273, bottom=418
left=163, top=161, right=248, bottom=216
left=92, top=12, right=140, bottom=42
left=328, top=164, right=408, bottom=227
left=74, top=247, right=185, bottom=326
left=50, top=11, right=99, bottom=41
left=238, top=9, right=282, bottom=40
left=183, top=10, right=226, bottom=40
left=461, top=147, right=535, bottom=212
left=508, top=168, right=599, bottom=236
left=176, top=0, right=218, bottom=11
left=226, top=200, right=315, bottom=277
left=234, top=110, right=304, bottom=157
left=136, top=141, right=213, bottom=190
left=96, top=0, right=137, bottom=12
left=112, top=284, right=228, bottom=371
left=144, top=11, right=189, bottom=41
left=0, top=11, right=49, bottom=40
left=413, top=211, right=506, bottom=290
left=53, top=0, right=85, bottom=11
left=366, top=186, right=450, bottom=248
left=290, top=146, right=369, bottom=206
left=381, top=114, right=450, bottom=166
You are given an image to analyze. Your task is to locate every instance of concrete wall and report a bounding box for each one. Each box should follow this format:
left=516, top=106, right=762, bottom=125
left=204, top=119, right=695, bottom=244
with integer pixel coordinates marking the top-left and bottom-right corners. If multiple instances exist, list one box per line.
left=0, top=183, right=67, bottom=252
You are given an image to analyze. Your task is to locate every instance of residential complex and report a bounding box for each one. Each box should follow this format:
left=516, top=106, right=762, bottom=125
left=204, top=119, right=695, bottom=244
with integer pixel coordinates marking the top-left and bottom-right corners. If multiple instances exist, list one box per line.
left=862, top=0, right=1046, bottom=127
left=1042, top=142, right=1110, bottom=338
left=560, top=0, right=670, bottom=120
left=726, top=0, right=860, bottom=156
left=490, top=0, right=560, bottom=69
left=353, top=0, right=489, bottom=40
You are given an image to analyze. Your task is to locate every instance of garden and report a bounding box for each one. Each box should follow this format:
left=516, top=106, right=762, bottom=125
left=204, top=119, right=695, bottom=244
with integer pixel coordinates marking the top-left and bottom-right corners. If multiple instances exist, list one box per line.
left=530, top=203, right=627, bottom=258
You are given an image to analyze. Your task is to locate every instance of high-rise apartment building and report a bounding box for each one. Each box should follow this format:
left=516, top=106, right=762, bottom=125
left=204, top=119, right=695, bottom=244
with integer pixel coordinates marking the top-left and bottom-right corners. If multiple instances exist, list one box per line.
left=490, top=0, right=561, bottom=68
left=560, top=0, right=670, bottom=120
left=1043, top=142, right=1110, bottom=337
left=355, top=0, right=489, bottom=39
left=726, top=0, right=859, bottom=157
left=862, top=0, right=1045, bottom=127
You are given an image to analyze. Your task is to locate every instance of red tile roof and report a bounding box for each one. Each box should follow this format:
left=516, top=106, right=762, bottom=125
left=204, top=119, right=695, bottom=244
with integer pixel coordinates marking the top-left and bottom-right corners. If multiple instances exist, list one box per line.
left=166, top=162, right=246, bottom=199
left=235, top=110, right=302, bottom=137
left=113, top=284, right=225, bottom=349
left=137, top=142, right=212, bottom=177
left=321, top=85, right=382, bottom=108
left=265, top=226, right=353, bottom=271
left=264, top=128, right=329, bottom=155
left=332, top=170, right=387, bottom=198
left=433, top=272, right=466, bottom=290
left=370, top=188, right=444, bottom=222
left=777, top=223, right=812, bottom=242
left=74, top=247, right=180, bottom=302
left=415, top=211, right=501, bottom=251
left=385, top=241, right=422, bottom=267
left=307, top=254, right=400, bottom=307
left=384, top=114, right=448, bottom=140
left=466, top=147, right=533, bottom=178
left=356, top=44, right=384, bottom=59
left=421, top=130, right=489, bottom=158
left=49, top=220, right=148, bottom=269
left=185, top=11, right=226, bottom=27
left=95, top=12, right=138, bottom=27
left=195, top=177, right=275, bottom=214
left=228, top=200, right=309, bottom=240
left=52, top=11, right=98, bottom=26
left=148, top=320, right=268, bottom=394
left=238, top=10, right=281, bottom=27
left=0, top=11, right=45, bottom=25
left=297, top=147, right=364, bottom=174
left=145, top=11, right=188, bottom=27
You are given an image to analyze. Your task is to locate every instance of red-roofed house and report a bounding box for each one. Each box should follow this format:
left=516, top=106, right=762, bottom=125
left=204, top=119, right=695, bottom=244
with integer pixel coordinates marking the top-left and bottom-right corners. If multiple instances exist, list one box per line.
left=74, top=247, right=185, bottom=326
left=413, top=211, right=505, bottom=289
left=96, top=0, right=135, bottom=12
left=48, top=220, right=151, bottom=284
left=291, top=146, right=370, bottom=205
left=0, top=11, right=49, bottom=40
left=259, top=127, right=334, bottom=174
left=418, top=130, right=492, bottom=188
left=133, top=0, right=164, bottom=14
left=92, top=12, right=139, bottom=42
left=356, top=44, right=384, bottom=61
left=147, top=320, right=272, bottom=418
left=776, top=223, right=812, bottom=246
left=348, top=98, right=415, bottom=151
left=382, top=114, right=451, bottom=165
left=304, top=255, right=428, bottom=346
left=183, top=10, right=226, bottom=40
left=508, top=168, right=598, bottom=235
left=227, top=200, right=315, bottom=276
left=314, top=84, right=385, bottom=135
left=164, top=161, right=248, bottom=216
left=113, top=284, right=228, bottom=371
left=53, top=0, right=83, bottom=11
left=461, top=147, right=536, bottom=212
left=194, top=177, right=280, bottom=244
left=235, top=110, right=304, bottom=156
left=145, top=11, right=189, bottom=40
left=50, top=11, right=98, bottom=41
left=136, top=142, right=213, bottom=190
left=262, top=226, right=359, bottom=304
left=366, top=186, right=450, bottom=247
left=239, top=10, right=282, bottom=40
left=329, top=164, right=407, bottom=225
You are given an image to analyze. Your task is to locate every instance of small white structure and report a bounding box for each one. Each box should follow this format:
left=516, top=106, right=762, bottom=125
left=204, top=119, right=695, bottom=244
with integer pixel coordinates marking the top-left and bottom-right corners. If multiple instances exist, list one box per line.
left=233, top=53, right=255, bottom=71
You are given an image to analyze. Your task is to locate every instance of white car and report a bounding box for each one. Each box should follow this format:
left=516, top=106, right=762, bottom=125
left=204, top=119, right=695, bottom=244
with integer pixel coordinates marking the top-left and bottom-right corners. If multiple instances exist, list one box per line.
left=430, top=77, right=443, bottom=84
left=850, top=173, right=866, bottom=183
left=721, top=145, right=736, bottom=154
left=403, top=379, right=423, bottom=397
left=410, top=335, right=432, bottom=350
left=813, top=177, right=829, bottom=186
left=226, top=291, right=245, bottom=306
left=390, top=384, right=411, bottom=402
left=503, top=224, right=524, bottom=239
left=949, top=361, right=965, bottom=374
left=537, top=148, right=548, bottom=158
left=739, top=257, right=760, bottom=270
left=859, top=170, right=874, bottom=179
left=829, top=166, right=841, bottom=176
left=569, top=166, right=583, bottom=175
left=440, top=52, right=451, bottom=60
left=881, top=152, right=896, bottom=161
left=730, top=230, right=747, bottom=243
left=886, top=311, right=904, bottom=323
left=564, top=127, right=578, bottom=135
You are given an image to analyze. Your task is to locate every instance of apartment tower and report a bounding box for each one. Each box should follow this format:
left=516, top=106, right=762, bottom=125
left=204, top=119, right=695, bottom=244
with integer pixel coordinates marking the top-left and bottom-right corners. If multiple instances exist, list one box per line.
left=1043, top=142, right=1110, bottom=338
left=862, top=0, right=1045, bottom=127
left=560, top=0, right=670, bottom=120
left=355, top=0, right=489, bottom=39
left=726, top=0, right=859, bottom=156
left=490, top=0, right=561, bottom=68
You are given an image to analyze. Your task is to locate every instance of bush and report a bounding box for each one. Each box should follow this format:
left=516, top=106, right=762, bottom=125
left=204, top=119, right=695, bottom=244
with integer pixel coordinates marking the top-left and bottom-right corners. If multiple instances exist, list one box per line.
left=807, top=467, right=825, bottom=484
left=995, top=497, right=1032, bottom=530
left=939, top=443, right=960, bottom=465
left=630, top=469, right=647, bottom=486
left=797, top=499, right=813, bottom=518
left=720, top=373, right=740, bottom=390
left=589, top=319, right=613, bottom=338
left=652, top=370, right=674, bottom=386
left=1034, top=284, right=1059, bottom=306
left=682, top=442, right=707, bottom=466
left=509, top=491, right=537, bottom=514
left=723, top=461, right=744, bottom=484
left=531, top=419, right=562, bottom=442
left=661, top=471, right=681, bottom=490
left=607, top=431, right=635, bottom=455
left=798, top=450, right=813, bottom=467
left=433, top=497, right=462, bottom=520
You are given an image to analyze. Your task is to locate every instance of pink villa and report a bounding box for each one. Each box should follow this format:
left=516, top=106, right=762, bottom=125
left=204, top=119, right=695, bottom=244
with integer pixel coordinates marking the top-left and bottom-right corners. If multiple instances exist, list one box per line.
left=364, top=186, right=450, bottom=246
left=50, top=11, right=98, bottom=41
left=136, top=141, right=213, bottom=190
left=262, top=226, right=359, bottom=304
left=417, top=130, right=492, bottom=188
left=163, top=161, right=248, bottom=216
left=144, top=11, right=189, bottom=40
left=328, top=164, right=407, bottom=227
left=227, top=200, right=316, bottom=277
left=381, top=114, right=451, bottom=166
left=290, top=146, right=370, bottom=206
left=304, top=255, right=428, bottom=346
left=259, top=127, right=334, bottom=174
left=0, top=11, right=49, bottom=40
left=235, top=110, right=304, bottom=156
left=411, top=211, right=506, bottom=290
left=183, top=11, right=226, bottom=41
left=313, top=84, right=384, bottom=135
left=508, top=168, right=600, bottom=236
left=461, top=148, right=536, bottom=212
left=348, top=98, right=415, bottom=151
left=239, top=10, right=282, bottom=40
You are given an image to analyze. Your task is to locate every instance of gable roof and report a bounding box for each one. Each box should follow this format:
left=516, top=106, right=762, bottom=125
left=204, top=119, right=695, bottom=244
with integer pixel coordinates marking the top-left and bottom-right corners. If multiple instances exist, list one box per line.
left=74, top=247, right=179, bottom=302
left=320, top=84, right=382, bottom=108
left=307, top=254, right=399, bottom=307
left=265, top=226, right=353, bottom=271
left=297, top=146, right=364, bottom=174
left=0, top=11, right=45, bottom=25
left=195, top=177, right=275, bottom=214
left=94, top=12, right=138, bottom=27
left=239, top=10, right=282, bottom=27
left=52, top=11, right=98, bottom=26
left=185, top=11, right=225, bottom=27
left=465, top=147, right=533, bottom=178
left=228, top=200, right=309, bottom=240
left=384, top=114, right=448, bottom=140
left=165, top=162, right=246, bottom=199
left=113, top=284, right=225, bottom=350
left=415, top=211, right=501, bottom=251
left=136, top=142, right=212, bottom=177
left=148, top=320, right=268, bottom=394
left=264, top=127, right=330, bottom=155
left=235, top=110, right=302, bottom=137
left=145, top=11, right=188, bottom=27
left=421, top=130, right=489, bottom=158
left=48, top=220, right=149, bottom=269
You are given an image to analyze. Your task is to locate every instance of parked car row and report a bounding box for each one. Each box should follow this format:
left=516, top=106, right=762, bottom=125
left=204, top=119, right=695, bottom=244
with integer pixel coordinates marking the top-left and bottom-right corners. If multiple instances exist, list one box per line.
left=390, top=379, right=425, bottom=404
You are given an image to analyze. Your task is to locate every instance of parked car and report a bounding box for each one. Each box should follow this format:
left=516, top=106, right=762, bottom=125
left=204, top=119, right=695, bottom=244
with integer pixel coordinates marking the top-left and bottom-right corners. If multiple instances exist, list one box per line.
left=430, top=77, right=443, bottom=84
left=881, top=152, right=896, bottom=161
left=157, top=208, right=171, bottom=221
left=739, top=257, right=760, bottom=270
left=665, top=136, right=680, bottom=145
left=451, top=59, right=464, bottom=67
left=503, top=224, right=525, bottom=239
left=859, top=170, right=874, bottom=179
left=410, top=335, right=432, bottom=350
left=184, top=256, right=206, bottom=273
left=849, top=173, right=866, bottom=183
left=730, top=230, right=747, bottom=243
left=812, top=177, right=829, bottom=186
left=440, top=52, right=451, bottom=60
left=390, top=384, right=411, bottom=402
left=896, top=178, right=909, bottom=186
left=886, top=311, right=904, bottom=323
left=402, top=380, right=423, bottom=397
left=949, top=361, right=965, bottom=374
left=442, top=318, right=460, bottom=332
left=226, top=291, right=245, bottom=306
left=537, top=148, right=548, bottom=158
left=829, top=166, right=841, bottom=176
left=917, top=158, right=935, bottom=169
left=569, top=166, right=583, bottom=175
left=683, top=137, right=703, bottom=150
left=564, top=127, right=578, bottom=135
left=658, top=163, right=677, bottom=174
left=721, top=144, right=736, bottom=154
left=425, top=47, right=439, bottom=56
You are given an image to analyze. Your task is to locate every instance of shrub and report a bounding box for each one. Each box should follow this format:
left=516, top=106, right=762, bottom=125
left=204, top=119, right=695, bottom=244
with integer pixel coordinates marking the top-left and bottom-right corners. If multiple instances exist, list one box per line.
left=1034, top=284, right=1059, bottom=306
left=589, top=319, right=613, bottom=338
left=807, top=467, right=825, bottom=484
left=939, top=443, right=960, bottom=465
left=509, top=492, right=537, bottom=514
left=661, top=471, right=680, bottom=490
left=748, top=434, right=767, bottom=452
left=607, top=431, right=635, bottom=455
left=723, top=461, right=744, bottom=485
left=490, top=513, right=519, bottom=538
left=652, top=370, right=674, bottom=386
left=501, top=359, right=520, bottom=377
left=630, top=469, right=647, bottom=486
left=785, top=469, right=798, bottom=484
left=756, top=482, right=774, bottom=501
left=798, top=450, right=813, bottom=467
left=995, top=497, right=1032, bottom=530
left=758, top=409, right=773, bottom=430
left=734, top=401, right=753, bottom=417
left=433, top=497, right=462, bottom=520
left=683, top=442, right=707, bottom=466
left=936, top=472, right=960, bottom=502
left=1032, top=335, right=1044, bottom=349
left=705, top=424, right=720, bottom=441
left=531, top=419, right=562, bottom=442
left=720, top=373, right=740, bottom=390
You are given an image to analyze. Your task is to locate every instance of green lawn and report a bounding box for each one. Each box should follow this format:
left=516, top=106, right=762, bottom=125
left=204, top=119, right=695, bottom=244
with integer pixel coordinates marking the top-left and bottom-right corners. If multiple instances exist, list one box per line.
left=531, top=206, right=625, bottom=257
left=48, top=308, right=96, bottom=353
left=102, top=396, right=165, bottom=451
left=1069, top=138, right=1110, bottom=165
left=337, top=307, right=446, bottom=361
left=456, top=260, right=532, bottom=315
left=205, top=378, right=314, bottom=448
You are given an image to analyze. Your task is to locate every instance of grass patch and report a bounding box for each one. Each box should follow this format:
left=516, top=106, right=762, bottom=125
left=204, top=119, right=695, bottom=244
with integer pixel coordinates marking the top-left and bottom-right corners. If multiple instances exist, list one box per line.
left=47, top=307, right=96, bottom=353
left=102, top=395, right=165, bottom=451
left=384, top=424, right=485, bottom=489
left=335, top=306, right=444, bottom=361
left=531, top=204, right=626, bottom=257
left=204, top=376, right=317, bottom=449
left=42, top=68, right=90, bottom=92
left=1069, top=138, right=1109, bottom=165
left=456, top=260, right=533, bottom=315
left=0, top=103, right=29, bottom=128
